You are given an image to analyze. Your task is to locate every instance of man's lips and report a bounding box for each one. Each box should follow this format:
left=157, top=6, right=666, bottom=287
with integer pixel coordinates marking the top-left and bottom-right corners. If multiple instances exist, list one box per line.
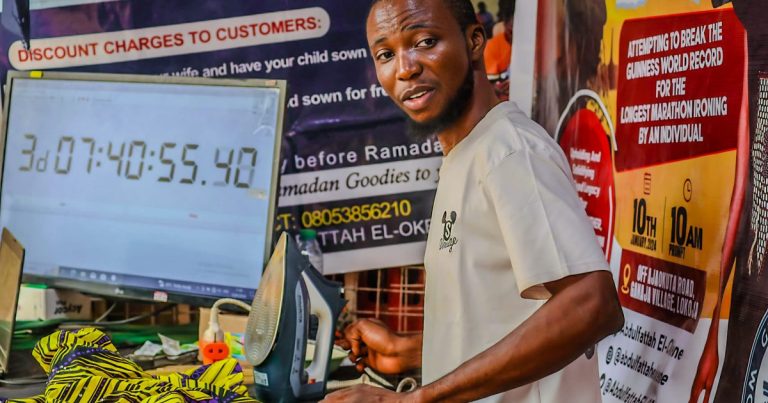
left=400, top=86, right=435, bottom=111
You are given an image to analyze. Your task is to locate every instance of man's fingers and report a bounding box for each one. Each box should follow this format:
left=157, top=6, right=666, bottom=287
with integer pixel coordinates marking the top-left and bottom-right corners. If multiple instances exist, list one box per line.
left=348, top=347, right=370, bottom=362
left=343, top=321, right=361, bottom=335
left=349, top=339, right=362, bottom=356
left=354, top=356, right=372, bottom=372
left=343, top=323, right=366, bottom=356
left=335, top=338, right=351, bottom=350
left=348, top=338, right=369, bottom=358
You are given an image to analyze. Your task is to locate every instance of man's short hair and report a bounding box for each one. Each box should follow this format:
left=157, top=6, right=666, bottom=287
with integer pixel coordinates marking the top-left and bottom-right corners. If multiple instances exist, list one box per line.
left=368, top=0, right=478, bottom=33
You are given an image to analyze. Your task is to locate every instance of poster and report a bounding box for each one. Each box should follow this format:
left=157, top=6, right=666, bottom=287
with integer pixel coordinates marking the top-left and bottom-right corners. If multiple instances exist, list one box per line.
left=0, top=0, right=439, bottom=274
left=526, top=0, right=768, bottom=401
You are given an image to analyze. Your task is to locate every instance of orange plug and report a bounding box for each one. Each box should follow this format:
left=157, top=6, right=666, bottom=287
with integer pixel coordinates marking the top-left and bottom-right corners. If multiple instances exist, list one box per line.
left=201, top=341, right=230, bottom=365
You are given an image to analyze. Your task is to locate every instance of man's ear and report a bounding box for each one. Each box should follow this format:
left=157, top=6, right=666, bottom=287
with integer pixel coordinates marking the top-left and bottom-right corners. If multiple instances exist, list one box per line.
left=466, top=24, right=486, bottom=62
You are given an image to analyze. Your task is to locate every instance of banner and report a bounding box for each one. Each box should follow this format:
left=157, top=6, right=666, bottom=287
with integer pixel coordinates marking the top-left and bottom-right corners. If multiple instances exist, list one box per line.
left=527, top=0, right=768, bottom=401
left=0, top=0, right=438, bottom=274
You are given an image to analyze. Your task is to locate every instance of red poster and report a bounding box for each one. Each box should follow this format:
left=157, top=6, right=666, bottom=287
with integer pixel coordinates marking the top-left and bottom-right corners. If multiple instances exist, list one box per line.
left=615, top=10, right=745, bottom=171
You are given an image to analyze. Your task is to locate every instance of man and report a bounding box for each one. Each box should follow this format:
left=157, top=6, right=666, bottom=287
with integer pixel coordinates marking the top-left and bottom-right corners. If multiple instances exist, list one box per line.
left=475, top=1, right=495, bottom=38
left=484, top=0, right=515, bottom=100
left=322, top=0, right=624, bottom=401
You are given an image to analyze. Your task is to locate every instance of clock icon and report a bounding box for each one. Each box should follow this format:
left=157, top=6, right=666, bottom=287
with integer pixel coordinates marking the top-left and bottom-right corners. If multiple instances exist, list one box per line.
left=683, top=179, right=693, bottom=202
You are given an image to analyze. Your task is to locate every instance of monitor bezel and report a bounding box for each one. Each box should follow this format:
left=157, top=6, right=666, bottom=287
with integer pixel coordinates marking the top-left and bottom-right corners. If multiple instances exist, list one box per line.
left=0, top=70, right=286, bottom=305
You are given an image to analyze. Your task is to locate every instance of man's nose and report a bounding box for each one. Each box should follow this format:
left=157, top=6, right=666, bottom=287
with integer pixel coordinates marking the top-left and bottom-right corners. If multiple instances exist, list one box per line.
left=396, top=50, right=421, bottom=80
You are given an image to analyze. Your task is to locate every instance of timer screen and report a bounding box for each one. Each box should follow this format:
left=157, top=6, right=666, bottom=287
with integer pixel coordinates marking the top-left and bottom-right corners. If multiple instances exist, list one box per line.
left=0, top=77, right=282, bottom=300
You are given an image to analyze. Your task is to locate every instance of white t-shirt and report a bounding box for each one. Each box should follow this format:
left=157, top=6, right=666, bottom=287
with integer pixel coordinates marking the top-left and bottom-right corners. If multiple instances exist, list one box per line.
left=422, top=102, right=608, bottom=402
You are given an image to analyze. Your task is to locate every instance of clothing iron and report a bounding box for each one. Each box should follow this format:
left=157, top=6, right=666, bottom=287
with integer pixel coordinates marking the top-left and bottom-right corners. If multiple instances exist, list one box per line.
left=244, top=232, right=346, bottom=402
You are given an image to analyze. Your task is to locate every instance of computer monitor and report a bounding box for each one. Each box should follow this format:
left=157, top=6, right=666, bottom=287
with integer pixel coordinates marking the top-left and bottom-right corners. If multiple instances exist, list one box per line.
left=0, top=71, right=286, bottom=304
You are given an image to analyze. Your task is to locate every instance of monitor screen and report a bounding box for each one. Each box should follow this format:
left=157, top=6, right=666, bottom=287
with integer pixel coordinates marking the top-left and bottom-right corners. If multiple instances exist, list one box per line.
left=0, top=71, right=285, bottom=303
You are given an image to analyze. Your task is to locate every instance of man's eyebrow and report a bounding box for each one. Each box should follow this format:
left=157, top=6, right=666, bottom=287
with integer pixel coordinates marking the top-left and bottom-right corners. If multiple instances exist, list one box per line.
left=371, top=22, right=434, bottom=47
left=372, top=35, right=388, bottom=47
left=403, top=22, right=432, bottom=32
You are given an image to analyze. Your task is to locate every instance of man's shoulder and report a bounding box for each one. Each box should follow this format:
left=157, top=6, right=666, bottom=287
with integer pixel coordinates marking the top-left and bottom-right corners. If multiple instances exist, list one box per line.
left=473, top=102, right=565, bottom=176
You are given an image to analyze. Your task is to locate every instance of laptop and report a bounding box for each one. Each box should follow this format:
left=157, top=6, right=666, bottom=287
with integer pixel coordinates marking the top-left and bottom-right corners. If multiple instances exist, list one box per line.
left=0, top=228, right=25, bottom=378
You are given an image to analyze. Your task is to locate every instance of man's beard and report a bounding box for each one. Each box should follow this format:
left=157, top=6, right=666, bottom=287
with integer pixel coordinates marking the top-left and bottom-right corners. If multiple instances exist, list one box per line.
left=405, top=66, right=474, bottom=141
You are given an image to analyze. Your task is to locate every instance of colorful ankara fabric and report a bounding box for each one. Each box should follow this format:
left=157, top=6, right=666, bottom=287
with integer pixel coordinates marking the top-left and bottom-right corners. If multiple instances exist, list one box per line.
left=4, top=328, right=258, bottom=403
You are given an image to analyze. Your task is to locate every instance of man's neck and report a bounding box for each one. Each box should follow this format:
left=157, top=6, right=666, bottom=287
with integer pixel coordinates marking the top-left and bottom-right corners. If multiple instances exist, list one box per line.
left=437, top=71, right=501, bottom=155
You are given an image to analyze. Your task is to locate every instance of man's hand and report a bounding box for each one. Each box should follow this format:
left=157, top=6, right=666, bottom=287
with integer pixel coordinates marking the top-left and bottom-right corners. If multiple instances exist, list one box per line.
left=321, top=385, right=418, bottom=403
left=336, top=318, right=422, bottom=374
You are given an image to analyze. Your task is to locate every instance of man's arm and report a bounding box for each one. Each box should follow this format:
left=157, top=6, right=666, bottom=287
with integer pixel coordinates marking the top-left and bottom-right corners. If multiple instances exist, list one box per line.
left=322, top=270, right=622, bottom=402
left=413, top=270, right=623, bottom=402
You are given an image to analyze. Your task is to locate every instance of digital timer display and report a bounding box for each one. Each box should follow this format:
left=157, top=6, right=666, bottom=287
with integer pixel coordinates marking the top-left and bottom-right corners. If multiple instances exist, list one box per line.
left=0, top=76, right=283, bottom=299
left=18, top=135, right=259, bottom=188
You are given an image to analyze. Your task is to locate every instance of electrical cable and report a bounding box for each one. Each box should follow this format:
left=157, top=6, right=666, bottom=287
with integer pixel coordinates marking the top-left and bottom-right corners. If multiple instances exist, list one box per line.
left=363, top=367, right=394, bottom=388
left=326, top=374, right=387, bottom=391
left=199, top=298, right=252, bottom=364
left=211, top=298, right=252, bottom=315
left=204, top=298, right=252, bottom=343
left=363, top=367, right=418, bottom=393
left=94, top=303, right=117, bottom=323
left=325, top=367, right=419, bottom=393
left=396, top=377, right=418, bottom=393
left=209, top=298, right=252, bottom=338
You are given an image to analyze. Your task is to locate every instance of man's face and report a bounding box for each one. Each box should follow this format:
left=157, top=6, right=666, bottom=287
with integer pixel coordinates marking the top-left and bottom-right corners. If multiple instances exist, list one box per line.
left=366, top=0, right=473, bottom=130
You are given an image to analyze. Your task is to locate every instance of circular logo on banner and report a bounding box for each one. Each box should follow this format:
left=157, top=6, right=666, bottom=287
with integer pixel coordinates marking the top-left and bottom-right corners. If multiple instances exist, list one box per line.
left=743, top=308, right=768, bottom=402
left=556, top=91, right=616, bottom=260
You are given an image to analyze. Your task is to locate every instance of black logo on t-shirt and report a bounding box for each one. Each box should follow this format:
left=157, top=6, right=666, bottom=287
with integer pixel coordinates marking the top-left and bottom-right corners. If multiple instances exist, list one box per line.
left=439, top=210, right=458, bottom=252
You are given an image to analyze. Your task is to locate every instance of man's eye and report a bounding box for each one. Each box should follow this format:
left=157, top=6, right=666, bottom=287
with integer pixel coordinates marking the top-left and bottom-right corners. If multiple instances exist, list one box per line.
left=416, top=38, right=437, bottom=48
left=376, top=50, right=394, bottom=61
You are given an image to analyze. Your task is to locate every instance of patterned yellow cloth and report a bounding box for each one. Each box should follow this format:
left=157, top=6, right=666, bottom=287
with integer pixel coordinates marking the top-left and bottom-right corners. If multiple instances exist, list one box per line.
left=5, top=328, right=259, bottom=403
